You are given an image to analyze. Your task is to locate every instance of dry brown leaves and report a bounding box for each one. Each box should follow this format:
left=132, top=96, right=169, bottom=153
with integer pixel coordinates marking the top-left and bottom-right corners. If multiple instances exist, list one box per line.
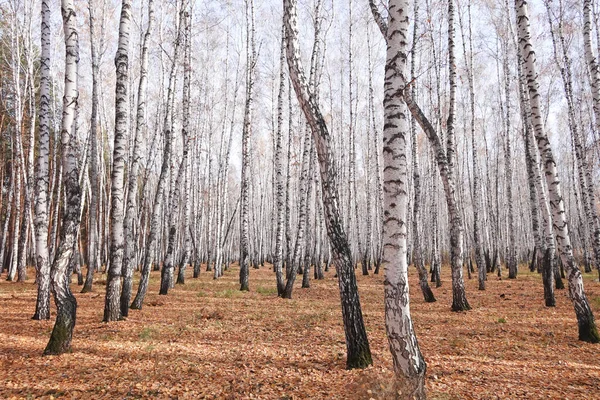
left=0, top=264, right=599, bottom=399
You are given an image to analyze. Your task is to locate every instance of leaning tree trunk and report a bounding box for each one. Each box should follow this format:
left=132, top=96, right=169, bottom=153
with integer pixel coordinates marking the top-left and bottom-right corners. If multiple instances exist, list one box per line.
left=160, top=153, right=189, bottom=295
left=44, top=0, right=81, bottom=355
left=283, top=0, right=322, bottom=298
left=370, top=0, right=427, bottom=395
left=515, top=0, right=598, bottom=342
left=120, top=0, right=154, bottom=317
left=381, top=0, right=469, bottom=311
left=33, top=0, right=52, bottom=320
left=284, top=0, right=372, bottom=369
left=104, top=0, right=132, bottom=322
left=546, top=0, right=599, bottom=284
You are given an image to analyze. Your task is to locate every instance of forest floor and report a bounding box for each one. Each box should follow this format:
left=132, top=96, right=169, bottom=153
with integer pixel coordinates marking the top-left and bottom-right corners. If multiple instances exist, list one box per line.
left=1, top=264, right=600, bottom=400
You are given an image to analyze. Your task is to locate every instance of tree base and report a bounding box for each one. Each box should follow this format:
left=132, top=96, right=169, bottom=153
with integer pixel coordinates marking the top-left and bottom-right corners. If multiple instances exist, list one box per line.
left=579, top=320, right=600, bottom=343
left=43, top=316, right=75, bottom=356
left=345, top=347, right=372, bottom=370
left=422, top=287, right=436, bottom=303
left=451, top=297, right=471, bottom=312
left=129, top=300, right=142, bottom=310
left=32, top=312, right=50, bottom=321
left=392, top=374, right=427, bottom=400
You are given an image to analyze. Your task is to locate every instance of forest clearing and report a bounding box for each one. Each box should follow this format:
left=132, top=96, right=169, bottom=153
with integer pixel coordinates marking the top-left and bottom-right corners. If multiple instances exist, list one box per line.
left=1, top=265, right=599, bottom=399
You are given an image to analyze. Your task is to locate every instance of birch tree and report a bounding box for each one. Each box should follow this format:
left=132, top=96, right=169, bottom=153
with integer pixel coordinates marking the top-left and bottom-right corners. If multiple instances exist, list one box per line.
left=104, top=0, right=132, bottom=322
left=380, top=0, right=427, bottom=395
left=160, top=5, right=191, bottom=295
left=32, top=0, right=52, bottom=320
left=44, top=0, right=81, bottom=355
left=273, top=24, right=286, bottom=296
left=239, top=0, right=257, bottom=292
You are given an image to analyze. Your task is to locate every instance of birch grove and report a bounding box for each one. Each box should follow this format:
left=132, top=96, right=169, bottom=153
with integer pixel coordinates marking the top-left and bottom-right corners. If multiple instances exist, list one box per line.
left=1, top=0, right=599, bottom=386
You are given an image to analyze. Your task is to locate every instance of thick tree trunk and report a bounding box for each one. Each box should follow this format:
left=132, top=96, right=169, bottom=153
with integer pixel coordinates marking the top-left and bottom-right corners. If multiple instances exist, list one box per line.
left=44, top=0, right=81, bottom=355
left=283, top=0, right=322, bottom=299
left=445, top=0, right=470, bottom=312
left=104, top=0, right=132, bottom=322
left=369, top=0, right=427, bottom=395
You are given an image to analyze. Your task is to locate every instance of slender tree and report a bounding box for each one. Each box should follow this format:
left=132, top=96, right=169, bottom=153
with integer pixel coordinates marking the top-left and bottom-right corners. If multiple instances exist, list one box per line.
left=32, top=0, right=52, bottom=320
left=160, top=6, right=191, bottom=295
left=274, top=23, right=286, bottom=296
left=239, top=0, right=257, bottom=292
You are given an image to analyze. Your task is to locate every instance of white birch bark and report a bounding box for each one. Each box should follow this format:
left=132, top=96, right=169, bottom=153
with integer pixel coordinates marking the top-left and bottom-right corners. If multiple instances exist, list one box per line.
left=44, top=0, right=81, bottom=355
left=274, top=23, right=286, bottom=296
left=176, top=8, right=192, bottom=284
left=410, top=0, right=435, bottom=302
left=160, top=6, right=191, bottom=294
left=377, top=0, right=427, bottom=395
left=104, top=0, right=132, bottom=322
left=33, top=0, right=52, bottom=320
left=239, top=0, right=257, bottom=292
